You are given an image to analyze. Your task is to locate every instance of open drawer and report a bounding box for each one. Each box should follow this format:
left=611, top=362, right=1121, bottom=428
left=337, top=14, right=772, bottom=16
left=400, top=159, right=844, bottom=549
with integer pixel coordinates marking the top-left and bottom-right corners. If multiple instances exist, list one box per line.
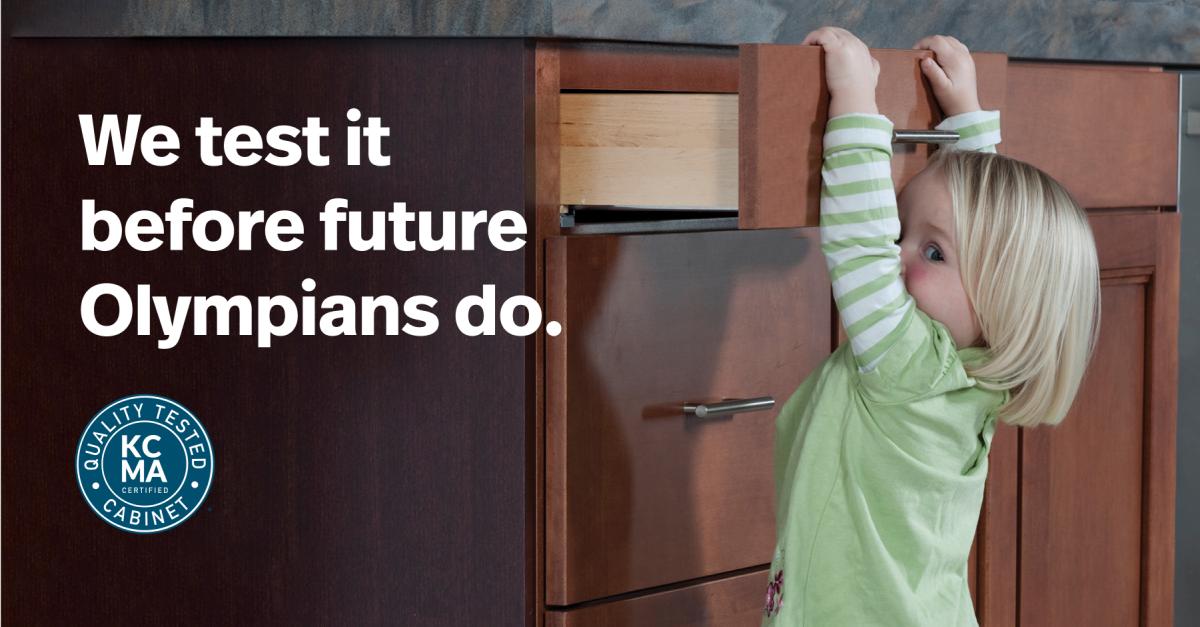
left=557, top=45, right=1008, bottom=229
left=544, top=227, right=831, bottom=605
left=555, top=43, right=1182, bottom=231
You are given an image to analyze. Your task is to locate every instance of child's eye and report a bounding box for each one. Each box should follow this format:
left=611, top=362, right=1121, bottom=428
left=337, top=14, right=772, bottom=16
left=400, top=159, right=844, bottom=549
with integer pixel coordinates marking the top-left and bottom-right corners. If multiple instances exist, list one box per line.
left=922, top=244, right=945, bottom=262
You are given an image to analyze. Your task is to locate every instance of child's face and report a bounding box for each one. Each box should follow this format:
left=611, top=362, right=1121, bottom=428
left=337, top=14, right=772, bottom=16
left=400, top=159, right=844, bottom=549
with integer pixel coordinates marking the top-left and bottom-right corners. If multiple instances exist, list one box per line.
left=896, top=164, right=983, bottom=349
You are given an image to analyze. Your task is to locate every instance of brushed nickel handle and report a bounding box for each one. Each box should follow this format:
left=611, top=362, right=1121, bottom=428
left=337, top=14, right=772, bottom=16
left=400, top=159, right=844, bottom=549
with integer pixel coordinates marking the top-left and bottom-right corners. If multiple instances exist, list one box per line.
left=683, top=396, right=775, bottom=419
left=893, top=129, right=960, bottom=144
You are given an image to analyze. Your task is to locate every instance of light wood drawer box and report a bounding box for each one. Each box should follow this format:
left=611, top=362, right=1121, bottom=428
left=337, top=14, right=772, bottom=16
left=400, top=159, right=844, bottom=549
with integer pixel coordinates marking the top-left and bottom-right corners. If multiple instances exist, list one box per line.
left=544, top=228, right=831, bottom=605
left=559, top=45, right=1008, bottom=229
left=545, top=568, right=770, bottom=626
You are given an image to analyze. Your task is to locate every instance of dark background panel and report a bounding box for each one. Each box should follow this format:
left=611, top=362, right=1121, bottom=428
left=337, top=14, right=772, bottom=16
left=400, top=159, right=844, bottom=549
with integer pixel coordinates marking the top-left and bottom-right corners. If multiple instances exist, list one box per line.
left=2, top=38, right=532, bottom=625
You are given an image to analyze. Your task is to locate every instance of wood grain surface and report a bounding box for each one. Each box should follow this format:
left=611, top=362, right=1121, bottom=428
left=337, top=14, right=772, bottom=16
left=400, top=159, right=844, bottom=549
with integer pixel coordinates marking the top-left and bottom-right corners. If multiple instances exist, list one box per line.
left=545, top=228, right=830, bottom=605
left=557, top=41, right=738, bottom=93
left=559, top=93, right=738, bottom=210
left=2, top=38, right=535, bottom=626
left=1004, top=62, right=1178, bottom=209
left=1018, top=212, right=1178, bottom=627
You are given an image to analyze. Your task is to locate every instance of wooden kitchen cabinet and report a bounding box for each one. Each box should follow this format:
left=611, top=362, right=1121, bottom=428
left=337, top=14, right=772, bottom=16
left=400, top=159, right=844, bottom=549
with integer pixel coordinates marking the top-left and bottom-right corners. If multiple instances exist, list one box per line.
left=536, top=40, right=1179, bottom=627
left=5, top=36, right=1176, bottom=627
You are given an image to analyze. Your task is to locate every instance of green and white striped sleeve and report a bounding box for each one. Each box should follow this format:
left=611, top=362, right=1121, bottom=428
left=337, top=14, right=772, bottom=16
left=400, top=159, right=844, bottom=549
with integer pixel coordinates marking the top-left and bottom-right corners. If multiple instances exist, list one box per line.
left=819, top=111, right=1001, bottom=374
left=819, top=113, right=907, bottom=373
left=936, top=109, right=1002, bottom=153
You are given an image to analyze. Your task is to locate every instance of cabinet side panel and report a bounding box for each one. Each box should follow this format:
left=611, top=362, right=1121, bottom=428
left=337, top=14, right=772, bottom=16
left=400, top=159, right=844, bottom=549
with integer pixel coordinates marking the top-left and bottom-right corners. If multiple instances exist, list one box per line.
left=1, top=38, right=531, bottom=626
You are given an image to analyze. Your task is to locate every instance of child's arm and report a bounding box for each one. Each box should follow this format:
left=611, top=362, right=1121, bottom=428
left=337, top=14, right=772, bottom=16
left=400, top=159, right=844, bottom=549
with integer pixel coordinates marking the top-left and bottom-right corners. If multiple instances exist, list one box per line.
left=803, top=27, right=908, bottom=372
left=819, top=112, right=904, bottom=372
left=805, top=30, right=999, bottom=377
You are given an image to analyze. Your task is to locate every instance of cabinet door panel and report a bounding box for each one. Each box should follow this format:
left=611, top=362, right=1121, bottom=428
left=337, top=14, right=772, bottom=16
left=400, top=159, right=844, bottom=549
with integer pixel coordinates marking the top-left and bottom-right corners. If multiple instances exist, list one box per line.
left=1017, top=212, right=1179, bottom=627
left=1019, top=280, right=1145, bottom=627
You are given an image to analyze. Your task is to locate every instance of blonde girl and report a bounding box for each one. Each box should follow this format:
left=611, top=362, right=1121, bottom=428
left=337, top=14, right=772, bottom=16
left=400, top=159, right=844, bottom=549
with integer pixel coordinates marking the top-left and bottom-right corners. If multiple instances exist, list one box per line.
left=762, top=27, right=1100, bottom=626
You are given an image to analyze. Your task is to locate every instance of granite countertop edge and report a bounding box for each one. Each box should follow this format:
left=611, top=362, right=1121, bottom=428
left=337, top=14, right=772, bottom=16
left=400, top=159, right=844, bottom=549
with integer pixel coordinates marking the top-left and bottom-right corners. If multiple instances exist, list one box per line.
left=6, top=2, right=1200, bottom=67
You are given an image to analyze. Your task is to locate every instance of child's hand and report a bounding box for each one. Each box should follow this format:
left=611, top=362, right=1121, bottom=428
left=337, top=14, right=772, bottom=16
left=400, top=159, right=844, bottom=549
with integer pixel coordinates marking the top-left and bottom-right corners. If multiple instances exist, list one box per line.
left=912, top=35, right=981, bottom=117
left=801, top=27, right=879, bottom=117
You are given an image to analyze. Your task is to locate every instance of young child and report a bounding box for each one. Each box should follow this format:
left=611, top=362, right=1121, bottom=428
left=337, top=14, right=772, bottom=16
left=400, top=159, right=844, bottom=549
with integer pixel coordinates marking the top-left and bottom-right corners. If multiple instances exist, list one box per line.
left=762, top=28, right=1101, bottom=626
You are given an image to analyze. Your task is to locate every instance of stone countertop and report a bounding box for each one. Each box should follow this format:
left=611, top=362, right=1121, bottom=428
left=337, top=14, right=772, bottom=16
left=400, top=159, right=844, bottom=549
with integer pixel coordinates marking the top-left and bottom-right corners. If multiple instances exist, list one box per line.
left=6, top=0, right=1200, bottom=66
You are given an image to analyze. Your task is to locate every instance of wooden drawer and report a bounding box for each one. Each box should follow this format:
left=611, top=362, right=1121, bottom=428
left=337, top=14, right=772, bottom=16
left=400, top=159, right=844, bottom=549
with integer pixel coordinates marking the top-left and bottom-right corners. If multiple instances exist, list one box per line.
left=1004, top=63, right=1178, bottom=209
left=560, top=92, right=738, bottom=211
left=558, top=45, right=1008, bottom=229
left=544, top=228, right=831, bottom=605
left=559, top=52, right=1182, bottom=224
left=546, top=569, right=770, bottom=626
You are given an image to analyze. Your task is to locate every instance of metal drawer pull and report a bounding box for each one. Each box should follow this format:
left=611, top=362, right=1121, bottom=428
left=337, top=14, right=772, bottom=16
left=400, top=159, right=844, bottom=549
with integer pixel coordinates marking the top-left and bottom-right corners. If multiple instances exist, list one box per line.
left=893, top=129, right=960, bottom=144
left=683, top=396, right=775, bottom=418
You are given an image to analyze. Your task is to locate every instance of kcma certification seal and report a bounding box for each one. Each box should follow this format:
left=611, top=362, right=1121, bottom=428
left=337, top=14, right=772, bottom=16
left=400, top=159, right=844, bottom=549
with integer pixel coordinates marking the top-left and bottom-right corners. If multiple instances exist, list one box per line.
left=75, top=394, right=214, bottom=533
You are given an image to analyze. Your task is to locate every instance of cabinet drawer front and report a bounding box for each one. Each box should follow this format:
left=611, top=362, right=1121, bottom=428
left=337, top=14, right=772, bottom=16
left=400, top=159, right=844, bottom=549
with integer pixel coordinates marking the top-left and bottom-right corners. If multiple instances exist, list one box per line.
left=546, top=569, right=770, bottom=627
left=545, top=228, right=831, bottom=605
left=1004, top=63, right=1178, bottom=209
left=739, top=44, right=1008, bottom=229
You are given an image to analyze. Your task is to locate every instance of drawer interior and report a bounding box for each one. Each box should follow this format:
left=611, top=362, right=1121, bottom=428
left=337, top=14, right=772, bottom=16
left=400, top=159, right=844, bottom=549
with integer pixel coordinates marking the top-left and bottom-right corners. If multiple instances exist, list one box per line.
left=559, top=92, right=737, bottom=214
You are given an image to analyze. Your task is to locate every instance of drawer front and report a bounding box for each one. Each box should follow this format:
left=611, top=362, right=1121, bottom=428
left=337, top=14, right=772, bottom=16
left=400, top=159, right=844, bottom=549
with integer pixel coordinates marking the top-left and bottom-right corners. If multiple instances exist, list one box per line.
left=739, top=44, right=1008, bottom=229
left=546, top=569, right=770, bottom=627
left=1004, top=63, right=1178, bottom=209
left=545, top=228, right=831, bottom=605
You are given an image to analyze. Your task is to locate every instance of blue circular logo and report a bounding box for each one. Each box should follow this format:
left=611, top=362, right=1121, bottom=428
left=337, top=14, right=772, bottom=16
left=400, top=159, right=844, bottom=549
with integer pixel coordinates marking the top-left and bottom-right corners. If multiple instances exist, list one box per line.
left=75, top=395, right=214, bottom=533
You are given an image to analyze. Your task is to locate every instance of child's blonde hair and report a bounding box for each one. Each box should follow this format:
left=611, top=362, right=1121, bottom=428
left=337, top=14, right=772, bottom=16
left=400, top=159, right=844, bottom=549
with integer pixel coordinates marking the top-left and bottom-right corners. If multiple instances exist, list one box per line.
left=927, top=148, right=1101, bottom=427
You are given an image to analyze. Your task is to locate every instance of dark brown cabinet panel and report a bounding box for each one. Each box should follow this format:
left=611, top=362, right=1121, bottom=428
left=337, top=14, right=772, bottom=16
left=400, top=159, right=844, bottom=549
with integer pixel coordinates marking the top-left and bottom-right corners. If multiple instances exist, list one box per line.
left=3, top=37, right=535, bottom=627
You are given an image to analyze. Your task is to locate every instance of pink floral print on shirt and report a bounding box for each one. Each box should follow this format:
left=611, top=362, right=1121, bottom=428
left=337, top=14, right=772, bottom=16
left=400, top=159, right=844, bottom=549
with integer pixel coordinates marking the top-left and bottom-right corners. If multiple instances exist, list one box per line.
left=763, top=568, right=783, bottom=617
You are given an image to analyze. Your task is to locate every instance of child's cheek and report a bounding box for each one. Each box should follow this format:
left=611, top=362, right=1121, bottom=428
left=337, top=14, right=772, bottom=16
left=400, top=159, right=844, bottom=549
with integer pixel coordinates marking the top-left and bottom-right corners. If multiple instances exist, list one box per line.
left=904, top=262, right=926, bottom=287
